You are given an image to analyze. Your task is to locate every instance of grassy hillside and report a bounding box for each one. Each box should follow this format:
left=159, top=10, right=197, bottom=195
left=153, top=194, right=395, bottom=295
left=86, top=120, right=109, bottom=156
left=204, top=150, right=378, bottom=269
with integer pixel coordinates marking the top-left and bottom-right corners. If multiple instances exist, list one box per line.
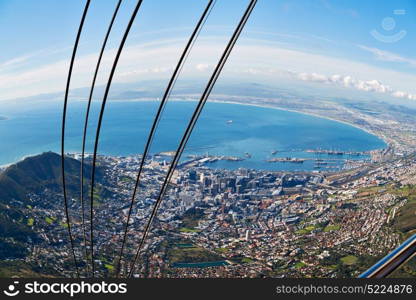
left=0, top=152, right=105, bottom=261
left=391, top=185, right=416, bottom=236
left=389, top=184, right=416, bottom=277
left=0, top=152, right=103, bottom=205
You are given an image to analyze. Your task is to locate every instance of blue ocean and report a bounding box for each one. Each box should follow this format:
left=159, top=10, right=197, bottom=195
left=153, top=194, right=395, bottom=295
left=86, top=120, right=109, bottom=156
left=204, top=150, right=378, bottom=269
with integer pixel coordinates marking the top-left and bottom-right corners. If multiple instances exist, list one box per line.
left=0, top=100, right=386, bottom=171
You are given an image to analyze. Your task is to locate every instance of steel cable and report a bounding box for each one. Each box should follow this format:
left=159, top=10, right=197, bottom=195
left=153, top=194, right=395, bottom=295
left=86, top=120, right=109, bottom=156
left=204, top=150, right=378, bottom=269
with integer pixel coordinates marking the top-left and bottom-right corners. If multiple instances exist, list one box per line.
left=115, top=0, right=216, bottom=277
left=127, top=0, right=257, bottom=278
left=79, top=0, right=123, bottom=276
left=61, top=0, right=91, bottom=279
left=88, top=0, right=144, bottom=277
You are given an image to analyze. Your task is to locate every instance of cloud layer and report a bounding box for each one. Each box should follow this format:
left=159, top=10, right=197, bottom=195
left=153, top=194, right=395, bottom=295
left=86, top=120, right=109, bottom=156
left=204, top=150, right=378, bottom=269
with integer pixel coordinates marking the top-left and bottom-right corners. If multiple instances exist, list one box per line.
left=1, top=37, right=416, bottom=103
left=358, top=45, right=416, bottom=68
left=294, top=71, right=416, bottom=100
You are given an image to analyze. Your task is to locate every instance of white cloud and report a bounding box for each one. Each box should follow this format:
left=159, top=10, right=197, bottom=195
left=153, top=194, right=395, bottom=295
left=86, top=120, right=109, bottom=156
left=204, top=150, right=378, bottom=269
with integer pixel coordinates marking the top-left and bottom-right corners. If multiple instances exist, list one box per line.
left=297, top=72, right=327, bottom=82
left=358, top=45, right=416, bottom=68
left=2, top=36, right=416, bottom=102
left=0, top=39, right=186, bottom=100
left=0, top=55, right=33, bottom=69
left=195, top=63, right=211, bottom=71
left=117, top=66, right=172, bottom=78
left=294, top=71, right=416, bottom=100
left=391, top=90, right=416, bottom=100
left=0, top=46, right=70, bottom=73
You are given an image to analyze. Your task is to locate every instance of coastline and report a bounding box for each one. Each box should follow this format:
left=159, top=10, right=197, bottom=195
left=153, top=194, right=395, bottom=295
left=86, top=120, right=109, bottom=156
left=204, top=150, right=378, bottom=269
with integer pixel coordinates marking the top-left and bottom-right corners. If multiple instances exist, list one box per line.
left=0, top=99, right=389, bottom=169
left=0, top=153, right=42, bottom=169
left=207, top=99, right=390, bottom=148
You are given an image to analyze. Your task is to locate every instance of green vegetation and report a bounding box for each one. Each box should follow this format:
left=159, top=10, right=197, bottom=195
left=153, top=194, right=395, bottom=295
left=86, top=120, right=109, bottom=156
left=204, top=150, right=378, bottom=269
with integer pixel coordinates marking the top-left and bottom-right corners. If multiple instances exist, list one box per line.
left=0, top=152, right=109, bottom=210
left=0, top=239, right=28, bottom=259
left=324, top=224, right=341, bottom=232
left=0, top=204, right=38, bottom=249
left=215, top=248, right=229, bottom=253
left=241, top=257, right=253, bottom=264
left=323, top=252, right=384, bottom=277
left=164, top=241, right=225, bottom=266
left=45, top=217, right=54, bottom=225
left=179, top=227, right=199, bottom=233
left=391, top=184, right=416, bottom=236
left=119, top=176, right=134, bottom=183
left=294, top=261, right=307, bottom=269
left=358, top=185, right=384, bottom=195
left=0, top=152, right=97, bottom=205
left=390, top=256, right=416, bottom=278
left=0, top=261, right=50, bottom=278
left=340, top=255, right=358, bottom=265
left=177, top=208, right=205, bottom=233
left=60, top=222, right=68, bottom=228
left=295, top=224, right=320, bottom=235
left=104, top=264, right=114, bottom=272
left=180, top=208, right=204, bottom=228
left=324, top=264, right=338, bottom=270
left=168, top=246, right=223, bottom=264
left=92, top=186, right=102, bottom=207
left=91, top=184, right=113, bottom=208
left=0, top=152, right=113, bottom=263
left=295, top=229, right=310, bottom=235
left=384, top=184, right=416, bottom=278
left=176, top=243, right=194, bottom=248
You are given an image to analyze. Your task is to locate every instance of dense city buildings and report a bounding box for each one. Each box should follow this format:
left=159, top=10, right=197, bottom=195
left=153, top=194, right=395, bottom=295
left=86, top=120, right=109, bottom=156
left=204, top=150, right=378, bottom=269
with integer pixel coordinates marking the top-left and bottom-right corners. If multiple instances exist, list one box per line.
left=8, top=143, right=414, bottom=278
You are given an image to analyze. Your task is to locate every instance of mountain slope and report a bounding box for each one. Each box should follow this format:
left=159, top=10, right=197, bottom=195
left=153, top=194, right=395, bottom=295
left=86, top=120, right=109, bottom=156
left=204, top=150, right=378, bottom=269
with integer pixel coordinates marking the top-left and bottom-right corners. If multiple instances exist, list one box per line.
left=0, top=152, right=103, bottom=205
left=0, top=152, right=105, bottom=260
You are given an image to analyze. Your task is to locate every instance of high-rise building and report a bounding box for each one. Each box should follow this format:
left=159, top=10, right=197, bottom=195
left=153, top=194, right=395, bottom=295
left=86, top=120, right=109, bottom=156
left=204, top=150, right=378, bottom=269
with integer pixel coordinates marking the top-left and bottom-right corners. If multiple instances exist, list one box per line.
left=245, top=229, right=251, bottom=241
left=188, top=170, right=197, bottom=182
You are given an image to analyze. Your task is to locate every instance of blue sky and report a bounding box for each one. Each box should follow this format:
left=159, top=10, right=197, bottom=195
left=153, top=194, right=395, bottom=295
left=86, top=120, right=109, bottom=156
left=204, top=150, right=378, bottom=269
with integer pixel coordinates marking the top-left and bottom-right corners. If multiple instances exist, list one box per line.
left=0, top=0, right=415, bottom=102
